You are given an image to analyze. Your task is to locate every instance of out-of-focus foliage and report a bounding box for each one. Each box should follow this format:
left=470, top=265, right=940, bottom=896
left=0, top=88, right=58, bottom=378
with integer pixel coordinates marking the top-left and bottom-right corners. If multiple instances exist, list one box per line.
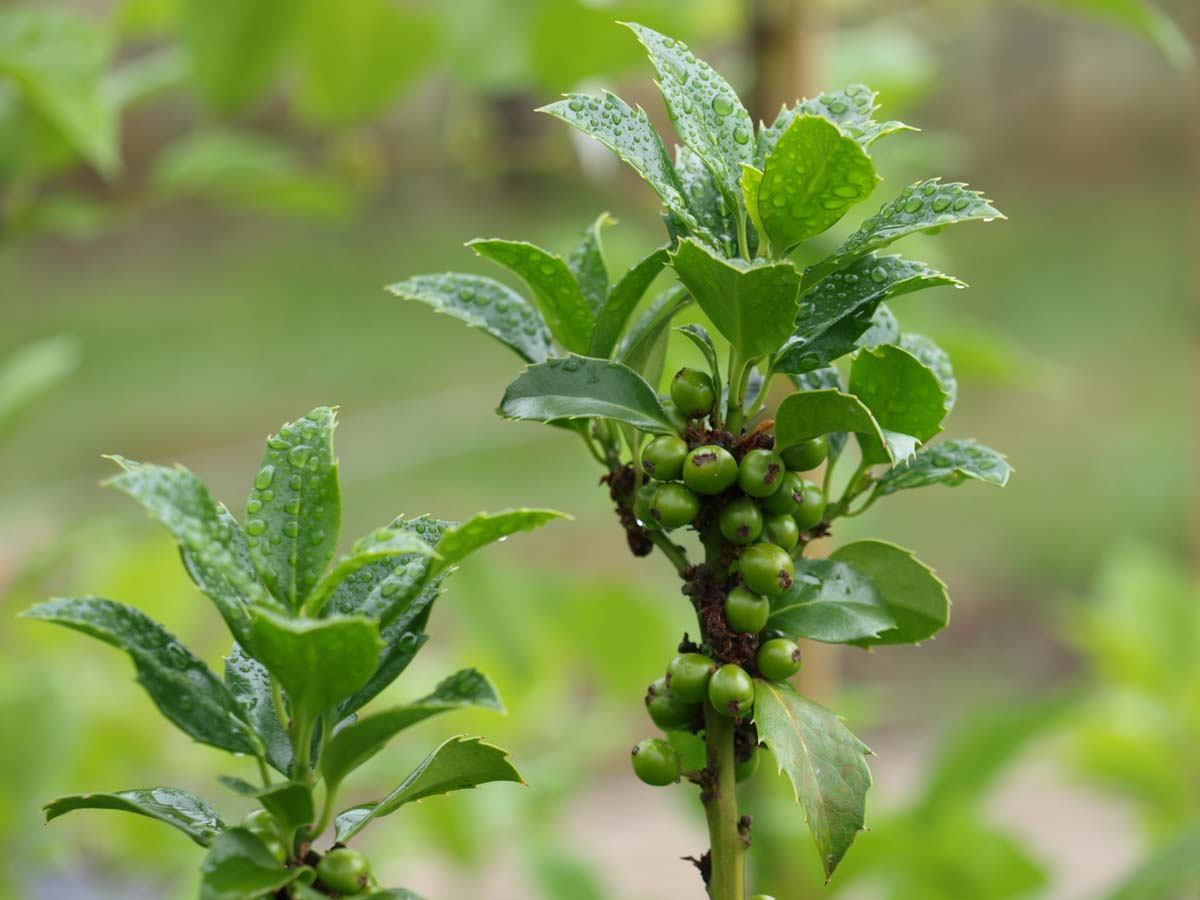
left=0, top=336, right=80, bottom=440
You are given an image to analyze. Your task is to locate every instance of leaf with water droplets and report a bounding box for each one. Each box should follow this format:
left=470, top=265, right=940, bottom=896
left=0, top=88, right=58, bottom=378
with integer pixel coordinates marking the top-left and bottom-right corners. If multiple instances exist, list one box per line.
left=875, top=439, right=1011, bottom=497
left=739, top=163, right=767, bottom=250
left=247, top=406, right=341, bottom=610
left=590, top=247, right=668, bottom=358
left=433, top=509, right=567, bottom=573
left=22, top=597, right=257, bottom=754
left=567, top=212, right=613, bottom=315
left=773, top=254, right=963, bottom=376
left=757, top=84, right=913, bottom=163
left=499, top=355, right=677, bottom=433
left=753, top=680, right=872, bottom=880
left=539, top=90, right=700, bottom=234
left=224, top=643, right=292, bottom=775
left=469, top=239, right=594, bottom=354
left=758, top=115, right=878, bottom=254
left=624, top=23, right=754, bottom=201
left=849, top=344, right=949, bottom=465
left=670, top=238, right=801, bottom=361
left=898, top=332, right=956, bottom=410
left=767, top=558, right=896, bottom=644
left=831, top=540, right=950, bottom=646
left=44, top=787, right=226, bottom=847
left=305, top=524, right=436, bottom=616
left=387, top=272, right=554, bottom=364
left=854, top=303, right=899, bottom=349
left=774, top=389, right=889, bottom=456
left=678, top=144, right=740, bottom=254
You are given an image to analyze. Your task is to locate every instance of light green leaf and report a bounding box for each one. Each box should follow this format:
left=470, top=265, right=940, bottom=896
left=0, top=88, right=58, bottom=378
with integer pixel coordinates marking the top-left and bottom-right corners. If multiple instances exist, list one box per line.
left=335, top=736, right=522, bottom=841
left=567, top=213, right=613, bottom=315
left=22, top=597, right=256, bottom=754
left=470, top=239, right=594, bottom=354
left=774, top=389, right=886, bottom=453
left=539, top=91, right=700, bottom=233
left=387, top=273, right=554, bottom=364
left=246, top=406, right=341, bottom=609
left=739, top=163, right=767, bottom=251
left=248, top=610, right=382, bottom=727
left=200, top=828, right=313, bottom=900
left=830, top=540, right=950, bottom=646
left=589, top=247, right=668, bottom=358
left=875, top=439, right=1012, bottom=497
left=854, top=303, right=899, bottom=349
left=757, top=84, right=912, bottom=162
left=44, top=788, right=225, bottom=847
left=499, top=355, right=677, bottom=433
left=306, top=525, right=436, bottom=616
left=678, top=144, right=738, bottom=253
left=254, top=781, right=314, bottom=838
left=224, top=643, right=292, bottom=775
left=323, top=669, right=503, bottom=792
left=767, top=558, right=896, bottom=644
left=753, top=681, right=872, bottom=880
left=670, top=238, right=801, bottom=361
left=0, top=335, right=81, bottom=437
left=899, top=332, right=956, bottom=410
left=849, top=344, right=948, bottom=464
left=433, top=509, right=567, bottom=572
left=757, top=115, right=878, bottom=253
left=624, top=22, right=753, bottom=200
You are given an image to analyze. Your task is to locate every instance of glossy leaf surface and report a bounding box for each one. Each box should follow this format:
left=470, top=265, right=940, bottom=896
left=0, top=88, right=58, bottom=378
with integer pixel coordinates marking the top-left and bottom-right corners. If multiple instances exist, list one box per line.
left=44, top=788, right=225, bottom=847
left=875, top=439, right=1011, bottom=496
left=849, top=345, right=948, bottom=464
left=767, top=558, right=896, bottom=644
left=831, top=540, right=950, bottom=646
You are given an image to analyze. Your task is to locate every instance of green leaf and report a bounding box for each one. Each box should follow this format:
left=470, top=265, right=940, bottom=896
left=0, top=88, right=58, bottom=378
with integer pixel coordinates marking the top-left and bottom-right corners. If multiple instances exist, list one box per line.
left=753, top=681, right=872, bottom=880
left=670, top=238, right=801, bottom=361
left=757, top=115, right=878, bottom=253
left=539, top=91, right=700, bottom=234
left=44, top=788, right=226, bottom=847
left=875, top=439, right=1012, bottom=497
left=247, top=406, right=341, bottom=609
left=678, top=144, right=741, bottom=254
left=898, top=332, right=956, bottom=410
left=224, top=643, right=292, bottom=775
left=774, top=389, right=886, bottom=453
left=498, top=355, right=677, bottom=433
left=22, top=597, right=256, bottom=754
left=0, top=335, right=81, bottom=438
left=469, top=239, right=595, bottom=354
left=567, top=213, right=613, bottom=315
left=589, top=247, right=669, bottom=358
left=306, top=524, right=436, bottom=616
left=335, top=736, right=522, bottom=841
left=624, top=22, right=753, bottom=200
left=617, top=286, right=692, bottom=384
left=248, top=610, right=382, bottom=726
left=849, top=344, right=949, bottom=464
left=387, top=273, right=554, bottom=364
left=774, top=254, right=963, bottom=375
left=323, top=669, right=503, bottom=792
left=676, top=323, right=722, bottom=402
left=854, top=303, right=899, bottom=349
left=433, top=509, right=567, bottom=572
left=106, top=456, right=262, bottom=645
left=200, top=828, right=313, bottom=900
left=757, top=84, right=912, bottom=162
left=830, top=540, right=950, bottom=646
left=739, top=163, right=767, bottom=250
left=807, top=179, right=1003, bottom=285
left=254, top=781, right=314, bottom=838
left=1042, top=0, right=1191, bottom=67
left=767, top=558, right=896, bottom=644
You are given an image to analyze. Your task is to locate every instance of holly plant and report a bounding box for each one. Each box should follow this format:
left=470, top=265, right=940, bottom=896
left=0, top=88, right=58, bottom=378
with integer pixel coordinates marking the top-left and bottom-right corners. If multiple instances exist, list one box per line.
left=22, top=406, right=563, bottom=899
left=389, top=22, right=1012, bottom=900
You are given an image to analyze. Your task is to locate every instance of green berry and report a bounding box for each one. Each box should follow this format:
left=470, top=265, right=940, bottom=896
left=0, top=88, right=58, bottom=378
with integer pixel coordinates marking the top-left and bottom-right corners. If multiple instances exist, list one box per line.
left=736, top=745, right=760, bottom=782
left=763, top=513, right=800, bottom=551
left=724, top=586, right=769, bottom=634
left=671, top=367, right=716, bottom=418
left=719, top=496, right=763, bottom=545
left=646, top=677, right=699, bottom=731
left=708, top=664, right=755, bottom=718
left=634, top=482, right=659, bottom=527
left=792, top=480, right=826, bottom=531
left=667, top=652, right=716, bottom=703
left=739, top=543, right=795, bottom=596
left=631, top=738, right=681, bottom=786
left=642, top=434, right=689, bottom=481
left=649, top=482, right=700, bottom=530
left=757, top=638, right=802, bottom=681
left=682, top=445, right=738, bottom=495
left=737, top=449, right=786, bottom=498
left=779, top=435, right=828, bottom=471
left=761, top=470, right=805, bottom=516
left=318, top=848, right=371, bottom=895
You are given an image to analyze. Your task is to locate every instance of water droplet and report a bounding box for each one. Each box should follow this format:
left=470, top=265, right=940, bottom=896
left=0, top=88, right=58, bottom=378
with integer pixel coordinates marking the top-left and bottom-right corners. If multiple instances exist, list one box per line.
left=931, top=197, right=951, bottom=213
left=289, top=475, right=302, bottom=490
left=283, top=521, right=300, bottom=538
left=870, top=266, right=888, bottom=284
left=254, top=466, right=275, bottom=490
left=904, top=196, right=923, bottom=214
left=247, top=499, right=263, bottom=514
left=246, top=519, right=267, bottom=536
left=288, top=445, right=311, bottom=468
left=952, top=197, right=971, bottom=211
left=711, top=96, right=734, bottom=116
left=568, top=98, right=584, bottom=112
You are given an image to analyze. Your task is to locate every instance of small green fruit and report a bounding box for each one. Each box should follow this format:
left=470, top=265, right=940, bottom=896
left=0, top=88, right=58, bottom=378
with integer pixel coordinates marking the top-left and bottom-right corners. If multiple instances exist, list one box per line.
left=793, top=480, right=826, bottom=531
left=779, top=435, right=828, bottom=471
left=682, top=445, right=738, bottom=495
left=318, top=848, right=371, bottom=895
left=761, top=470, right=805, bottom=516
left=708, top=664, right=755, bottom=718
left=667, top=652, right=716, bottom=703
left=724, top=586, right=769, bottom=634
left=757, top=638, right=802, bottom=681
left=649, top=482, right=700, bottom=530
left=763, top=513, right=800, bottom=551
left=739, top=543, right=795, bottom=596
left=719, top=496, right=763, bottom=545
left=671, top=367, right=716, bottom=418
left=646, top=677, right=699, bottom=731
left=737, top=449, right=786, bottom=498
left=736, top=745, right=760, bottom=782
left=631, top=738, right=681, bottom=786
left=642, top=434, right=689, bottom=481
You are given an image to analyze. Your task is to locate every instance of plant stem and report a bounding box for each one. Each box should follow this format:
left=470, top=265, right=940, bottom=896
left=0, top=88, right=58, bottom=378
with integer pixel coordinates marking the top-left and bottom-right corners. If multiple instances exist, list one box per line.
left=703, top=704, right=746, bottom=900
left=736, top=207, right=751, bottom=263
left=649, top=530, right=690, bottom=576
left=292, top=714, right=315, bottom=785
left=256, top=755, right=273, bottom=788
left=726, top=350, right=749, bottom=436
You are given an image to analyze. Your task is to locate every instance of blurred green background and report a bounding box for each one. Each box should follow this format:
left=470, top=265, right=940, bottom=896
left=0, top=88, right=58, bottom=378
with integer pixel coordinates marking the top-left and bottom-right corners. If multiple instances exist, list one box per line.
left=0, top=0, right=1196, bottom=898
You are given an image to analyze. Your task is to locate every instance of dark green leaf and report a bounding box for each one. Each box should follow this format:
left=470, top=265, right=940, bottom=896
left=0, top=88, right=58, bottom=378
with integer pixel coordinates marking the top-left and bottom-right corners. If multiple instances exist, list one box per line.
left=757, top=84, right=912, bottom=162
left=589, top=247, right=668, bottom=358
left=757, top=115, right=878, bottom=253
left=854, top=304, right=899, bottom=349
left=567, top=213, right=612, bottom=314
left=788, top=367, right=841, bottom=392
left=830, top=540, right=950, bottom=646
left=670, top=238, right=801, bottom=361
left=323, top=669, right=503, bottom=792
left=306, top=524, right=436, bottom=616
left=849, top=344, right=949, bottom=464
left=106, top=456, right=262, bottom=645
left=753, top=681, right=872, bottom=880
left=498, top=355, right=677, bottom=433
left=680, top=144, right=739, bottom=254
left=200, top=828, right=313, bottom=900
left=898, top=332, right=956, bottom=410
left=217, top=776, right=258, bottom=797
left=676, top=323, right=722, bottom=401
left=624, top=23, right=753, bottom=200
left=767, top=558, right=896, bottom=644
left=470, top=239, right=594, bottom=354
left=876, top=439, right=1011, bottom=497
left=22, top=597, right=256, bottom=754
left=224, top=643, right=292, bottom=775
left=44, top=788, right=225, bottom=847
left=774, top=389, right=886, bottom=453
left=247, top=406, right=341, bottom=609
left=433, top=510, right=567, bottom=572
left=387, top=273, right=554, bottom=364
left=254, top=781, right=314, bottom=838
left=335, top=736, right=522, bottom=841
left=618, top=286, right=692, bottom=384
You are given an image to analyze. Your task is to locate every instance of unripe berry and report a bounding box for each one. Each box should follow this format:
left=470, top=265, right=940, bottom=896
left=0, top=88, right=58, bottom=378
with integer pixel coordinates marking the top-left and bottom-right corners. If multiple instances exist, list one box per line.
left=671, top=367, right=716, bottom=418
left=763, top=513, right=800, bottom=551
left=667, top=652, right=716, bottom=703
left=724, top=586, right=769, bottom=634
left=682, top=445, right=738, bottom=495
left=649, top=483, right=701, bottom=530
left=793, top=480, right=826, bottom=531
left=761, top=470, right=805, bottom=516
left=631, top=738, right=681, bottom=786
left=642, top=434, right=689, bottom=481
left=757, top=638, right=803, bottom=681
left=317, top=848, right=371, bottom=894
left=719, top=496, right=763, bottom=545
left=779, top=435, right=828, bottom=471
left=646, top=677, right=700, bottom=731
left=708, top=664, right=755, bottom=718
left=738, top=449, right=786, bottom=498
left=739, top=543, right=795, bottom=596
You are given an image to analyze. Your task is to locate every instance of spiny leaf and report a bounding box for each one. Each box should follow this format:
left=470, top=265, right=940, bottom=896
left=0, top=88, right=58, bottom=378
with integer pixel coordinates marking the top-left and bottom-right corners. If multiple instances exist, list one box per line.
left=589, top=247, right=668, bottom=358
left=44, top=788, right=226, bottom=847
left=306, top=524, right=436, bottom=616
left=767, top=558, right=896, bottom=644
left=224, top=643, right=292, bottom=775
left=757, top=84, right=912, bottom=162
left=875, top=439, right=1012, bottom=497
left=679, top=144, right=739, bottom=254
left=830, top=540, right=950, bottom=646
left=898, top=332, right=957, bottom=410
left=567, top=212, right=613, bottom=314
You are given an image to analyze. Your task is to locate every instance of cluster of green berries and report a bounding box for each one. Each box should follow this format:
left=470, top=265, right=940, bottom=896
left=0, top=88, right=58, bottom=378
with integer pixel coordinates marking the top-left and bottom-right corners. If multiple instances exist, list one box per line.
left=242, top=810, right=374, bottom=895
